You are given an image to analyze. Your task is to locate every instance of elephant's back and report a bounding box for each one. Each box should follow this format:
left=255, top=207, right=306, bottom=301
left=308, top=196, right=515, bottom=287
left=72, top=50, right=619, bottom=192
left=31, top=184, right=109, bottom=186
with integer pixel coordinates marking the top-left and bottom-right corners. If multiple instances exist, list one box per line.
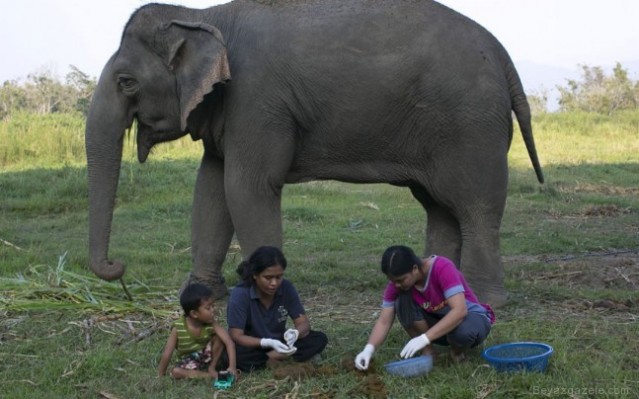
left=224, top=0, right=500, bottom=51
left=222, top=0, right=508, bottom=89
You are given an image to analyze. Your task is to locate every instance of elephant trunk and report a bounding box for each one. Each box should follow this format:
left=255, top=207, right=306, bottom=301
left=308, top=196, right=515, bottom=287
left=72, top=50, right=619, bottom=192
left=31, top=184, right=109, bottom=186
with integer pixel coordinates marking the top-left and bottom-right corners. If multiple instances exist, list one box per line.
left=85, top=61, right=130, bottom=281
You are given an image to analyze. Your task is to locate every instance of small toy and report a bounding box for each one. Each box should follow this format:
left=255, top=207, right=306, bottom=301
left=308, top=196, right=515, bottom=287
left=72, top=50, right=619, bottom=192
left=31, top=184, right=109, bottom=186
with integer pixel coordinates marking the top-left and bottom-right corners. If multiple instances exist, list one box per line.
left=213, top=370, right=234, bottom=389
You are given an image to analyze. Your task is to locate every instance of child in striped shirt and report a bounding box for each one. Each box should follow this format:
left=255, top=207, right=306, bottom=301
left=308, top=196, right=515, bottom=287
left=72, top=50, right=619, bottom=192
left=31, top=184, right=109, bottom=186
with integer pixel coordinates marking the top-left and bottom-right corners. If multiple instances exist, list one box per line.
left=158, top=283, right=237, bottom=380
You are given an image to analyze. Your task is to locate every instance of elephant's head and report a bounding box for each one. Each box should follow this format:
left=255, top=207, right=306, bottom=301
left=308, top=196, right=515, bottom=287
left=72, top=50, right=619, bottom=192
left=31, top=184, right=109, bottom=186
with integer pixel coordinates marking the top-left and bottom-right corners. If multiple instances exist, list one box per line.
left=85, top=5, right=230, bottom=281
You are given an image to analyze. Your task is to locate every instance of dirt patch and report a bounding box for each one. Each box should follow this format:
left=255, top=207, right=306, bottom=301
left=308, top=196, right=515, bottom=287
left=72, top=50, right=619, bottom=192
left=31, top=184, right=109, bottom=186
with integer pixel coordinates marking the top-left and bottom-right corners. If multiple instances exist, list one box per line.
left=539, top=257, right=637, bottom=290
left=582, top=204, right=632, bottom=217
left=563, top=183, right=639, bottom=196
left=504, top=250, right=639, bottom=291
left=270, top=362, right=317, bottom=380
left=354, top=375, right=388, bottom=399
left=268, top=356, right=387, bottom=399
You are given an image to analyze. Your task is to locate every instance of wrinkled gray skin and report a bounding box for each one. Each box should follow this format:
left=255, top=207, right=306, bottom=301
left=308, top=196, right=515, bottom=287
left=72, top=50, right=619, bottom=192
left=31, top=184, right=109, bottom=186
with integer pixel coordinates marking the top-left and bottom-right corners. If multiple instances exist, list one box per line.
left=86, top=0, right=543, bottom=308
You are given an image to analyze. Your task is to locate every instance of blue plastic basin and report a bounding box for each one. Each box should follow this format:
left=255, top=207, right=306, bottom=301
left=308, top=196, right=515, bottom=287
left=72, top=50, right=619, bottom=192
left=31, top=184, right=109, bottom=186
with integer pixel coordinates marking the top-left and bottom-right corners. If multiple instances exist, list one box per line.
left=482, top=342, right=553, bottom=372
left=384, top=355, right=433, bottom=377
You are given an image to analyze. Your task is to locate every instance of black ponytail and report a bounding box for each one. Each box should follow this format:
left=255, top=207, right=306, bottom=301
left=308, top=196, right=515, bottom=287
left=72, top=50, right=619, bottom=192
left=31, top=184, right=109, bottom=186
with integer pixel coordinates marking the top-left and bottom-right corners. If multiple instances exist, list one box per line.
left=236, top=260, right=252, bottom=285
left=381, top=245, right=422, bottom=277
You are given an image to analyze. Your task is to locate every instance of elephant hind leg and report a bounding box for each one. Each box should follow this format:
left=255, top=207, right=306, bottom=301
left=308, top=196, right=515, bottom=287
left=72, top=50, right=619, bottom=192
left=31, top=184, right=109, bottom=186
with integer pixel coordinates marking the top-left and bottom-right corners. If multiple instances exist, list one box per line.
left=410, top=184, right=508, bottom=308
left=454, top=191, right=508, bottom=307
left=409, top=185, right=462, bottom=266
left=457, top=220, right=507, bottom=308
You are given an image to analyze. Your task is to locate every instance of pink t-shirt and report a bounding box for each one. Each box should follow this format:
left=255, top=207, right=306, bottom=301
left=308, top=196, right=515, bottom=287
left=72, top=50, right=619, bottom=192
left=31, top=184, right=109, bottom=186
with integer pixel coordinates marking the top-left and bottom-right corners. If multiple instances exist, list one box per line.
left=382, top=255, right=495, bottom=324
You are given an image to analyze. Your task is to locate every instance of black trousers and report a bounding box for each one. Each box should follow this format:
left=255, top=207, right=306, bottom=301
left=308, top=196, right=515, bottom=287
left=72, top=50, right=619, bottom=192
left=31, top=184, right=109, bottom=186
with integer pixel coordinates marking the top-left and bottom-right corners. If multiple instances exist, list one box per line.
left=223, top=331, right=328, bottom=372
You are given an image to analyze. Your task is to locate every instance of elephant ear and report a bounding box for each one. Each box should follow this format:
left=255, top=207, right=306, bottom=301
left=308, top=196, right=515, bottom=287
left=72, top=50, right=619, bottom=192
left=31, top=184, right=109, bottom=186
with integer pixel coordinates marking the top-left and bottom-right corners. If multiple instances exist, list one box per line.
left=161, top=20, right=231, bottom=131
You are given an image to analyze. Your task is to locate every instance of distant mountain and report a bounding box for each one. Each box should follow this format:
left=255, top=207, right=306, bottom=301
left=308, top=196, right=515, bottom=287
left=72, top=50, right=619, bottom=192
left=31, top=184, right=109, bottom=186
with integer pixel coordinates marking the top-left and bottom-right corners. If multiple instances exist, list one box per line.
left=516, top=61, right=577, bottom=93
left=514, top=59, right=639, bottom=112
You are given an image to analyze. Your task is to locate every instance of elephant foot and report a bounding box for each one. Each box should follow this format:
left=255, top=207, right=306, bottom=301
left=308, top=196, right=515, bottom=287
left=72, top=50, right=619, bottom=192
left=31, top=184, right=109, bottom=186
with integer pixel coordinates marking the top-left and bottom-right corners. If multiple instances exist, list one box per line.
left=208, top=280, right=229, bottom=300
left=180, top=273, right=228, bottom=300
left=480, top=290, right=509, bottom=309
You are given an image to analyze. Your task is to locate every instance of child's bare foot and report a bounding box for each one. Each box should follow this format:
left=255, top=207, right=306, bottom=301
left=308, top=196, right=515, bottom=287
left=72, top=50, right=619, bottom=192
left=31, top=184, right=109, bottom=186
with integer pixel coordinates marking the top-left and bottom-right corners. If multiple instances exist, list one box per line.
left=170, top=368, right=213, bottom=379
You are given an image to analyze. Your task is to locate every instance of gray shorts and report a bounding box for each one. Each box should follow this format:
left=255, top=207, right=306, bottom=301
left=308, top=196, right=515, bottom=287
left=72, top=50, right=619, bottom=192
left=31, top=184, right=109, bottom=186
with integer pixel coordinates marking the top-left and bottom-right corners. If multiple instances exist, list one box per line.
left=394, top=290, right=491, bottom=348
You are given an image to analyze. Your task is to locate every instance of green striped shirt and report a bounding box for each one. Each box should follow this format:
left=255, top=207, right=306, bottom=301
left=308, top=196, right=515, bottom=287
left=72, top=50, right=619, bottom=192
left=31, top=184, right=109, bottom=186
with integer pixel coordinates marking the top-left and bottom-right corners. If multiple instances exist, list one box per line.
left=173, top=317, right=216, bottom=358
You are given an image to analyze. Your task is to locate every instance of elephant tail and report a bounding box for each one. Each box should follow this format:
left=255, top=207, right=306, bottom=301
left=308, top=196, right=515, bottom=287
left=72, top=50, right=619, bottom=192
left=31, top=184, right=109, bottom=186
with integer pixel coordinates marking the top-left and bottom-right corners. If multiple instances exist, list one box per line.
left=503, top=53, right=545, bottom=184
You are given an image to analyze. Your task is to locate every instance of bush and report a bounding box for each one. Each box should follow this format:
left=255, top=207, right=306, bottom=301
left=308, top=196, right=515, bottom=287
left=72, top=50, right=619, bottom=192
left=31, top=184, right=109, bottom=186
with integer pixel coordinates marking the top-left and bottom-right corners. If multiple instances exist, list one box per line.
left=557, top=63, right=639, bottom=114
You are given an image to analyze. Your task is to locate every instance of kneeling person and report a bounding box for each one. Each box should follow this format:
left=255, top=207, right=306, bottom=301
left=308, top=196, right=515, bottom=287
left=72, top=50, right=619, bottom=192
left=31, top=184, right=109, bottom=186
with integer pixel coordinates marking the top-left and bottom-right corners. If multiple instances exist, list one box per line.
left=355, top=245, right=494, bottom=370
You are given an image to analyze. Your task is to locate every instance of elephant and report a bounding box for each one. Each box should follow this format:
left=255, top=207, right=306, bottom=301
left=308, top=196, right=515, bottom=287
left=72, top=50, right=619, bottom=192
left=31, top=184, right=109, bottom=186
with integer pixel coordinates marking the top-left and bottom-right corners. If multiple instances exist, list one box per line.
left=86, top=0, right=543, bottom=308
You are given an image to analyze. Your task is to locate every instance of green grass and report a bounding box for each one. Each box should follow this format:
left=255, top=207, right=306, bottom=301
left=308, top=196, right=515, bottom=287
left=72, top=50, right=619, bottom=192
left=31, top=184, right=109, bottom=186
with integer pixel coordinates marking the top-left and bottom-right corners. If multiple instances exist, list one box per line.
left=1, top=112, right=638, bottom=398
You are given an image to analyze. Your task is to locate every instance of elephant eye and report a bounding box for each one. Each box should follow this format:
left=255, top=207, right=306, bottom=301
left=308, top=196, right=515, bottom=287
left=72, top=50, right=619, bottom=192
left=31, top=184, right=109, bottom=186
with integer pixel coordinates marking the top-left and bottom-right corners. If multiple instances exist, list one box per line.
left=117, top=75, right=138, bottom=94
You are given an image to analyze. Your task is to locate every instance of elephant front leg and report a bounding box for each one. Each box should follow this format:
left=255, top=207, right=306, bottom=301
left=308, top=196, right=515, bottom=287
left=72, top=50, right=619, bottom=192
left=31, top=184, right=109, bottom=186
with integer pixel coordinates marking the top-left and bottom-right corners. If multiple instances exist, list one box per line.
left=188, top=153, right=234, bottom=300
left=224, top=176, right=284, bottom=262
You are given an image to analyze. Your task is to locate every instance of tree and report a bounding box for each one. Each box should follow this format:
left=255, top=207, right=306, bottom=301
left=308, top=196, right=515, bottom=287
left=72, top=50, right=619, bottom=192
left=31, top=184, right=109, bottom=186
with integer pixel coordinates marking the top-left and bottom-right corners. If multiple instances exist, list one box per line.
left=0, top=65, right=96, bottom=119
left=25, top=68, right=76, bottom=114
left=66, top=65, right=97, bottom=117
left=527, top=89, right=549, bottom=115
left=557, top=62, right=639, bottom=114
left=0, top=80, right=28, bottom=120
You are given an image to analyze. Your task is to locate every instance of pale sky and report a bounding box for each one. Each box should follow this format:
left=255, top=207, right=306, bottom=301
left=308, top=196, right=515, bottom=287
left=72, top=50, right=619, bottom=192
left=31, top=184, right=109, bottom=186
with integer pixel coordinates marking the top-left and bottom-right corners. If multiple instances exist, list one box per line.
left=3, top=0, right=639, bottom=91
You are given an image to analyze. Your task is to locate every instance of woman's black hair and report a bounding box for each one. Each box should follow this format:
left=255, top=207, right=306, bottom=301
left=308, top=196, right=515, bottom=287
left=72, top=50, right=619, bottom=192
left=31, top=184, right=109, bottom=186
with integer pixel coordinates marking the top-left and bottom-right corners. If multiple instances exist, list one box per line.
left=236, top=246, right=288, bottom=286
left=180, top=283, right=213, bottom=316
left=381, top=245, right=422, bottom=277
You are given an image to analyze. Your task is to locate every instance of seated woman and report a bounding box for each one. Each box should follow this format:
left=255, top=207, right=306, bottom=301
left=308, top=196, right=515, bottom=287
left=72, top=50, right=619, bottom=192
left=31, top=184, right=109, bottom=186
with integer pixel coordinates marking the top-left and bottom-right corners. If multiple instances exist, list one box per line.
left=227, top=246, right=328, bottom=371
left=354, top=245, right=494, bottom=370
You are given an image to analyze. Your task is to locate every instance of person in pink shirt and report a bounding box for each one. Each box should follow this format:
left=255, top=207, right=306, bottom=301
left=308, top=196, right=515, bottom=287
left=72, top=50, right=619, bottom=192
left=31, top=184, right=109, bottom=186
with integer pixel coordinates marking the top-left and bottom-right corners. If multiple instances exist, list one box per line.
left=354, top=245, right=494, bottom=370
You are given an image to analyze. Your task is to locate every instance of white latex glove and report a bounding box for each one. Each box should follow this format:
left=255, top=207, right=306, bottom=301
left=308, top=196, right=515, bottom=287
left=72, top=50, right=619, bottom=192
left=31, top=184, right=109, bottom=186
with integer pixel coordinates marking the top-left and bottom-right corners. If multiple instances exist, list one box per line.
left=354, top=344, right=375, bottom=371
left=260, top=338, right=297, bottom=355
left=284, top=329, right=299, bottom=348
left=400, top=333, right=431, bottom=359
